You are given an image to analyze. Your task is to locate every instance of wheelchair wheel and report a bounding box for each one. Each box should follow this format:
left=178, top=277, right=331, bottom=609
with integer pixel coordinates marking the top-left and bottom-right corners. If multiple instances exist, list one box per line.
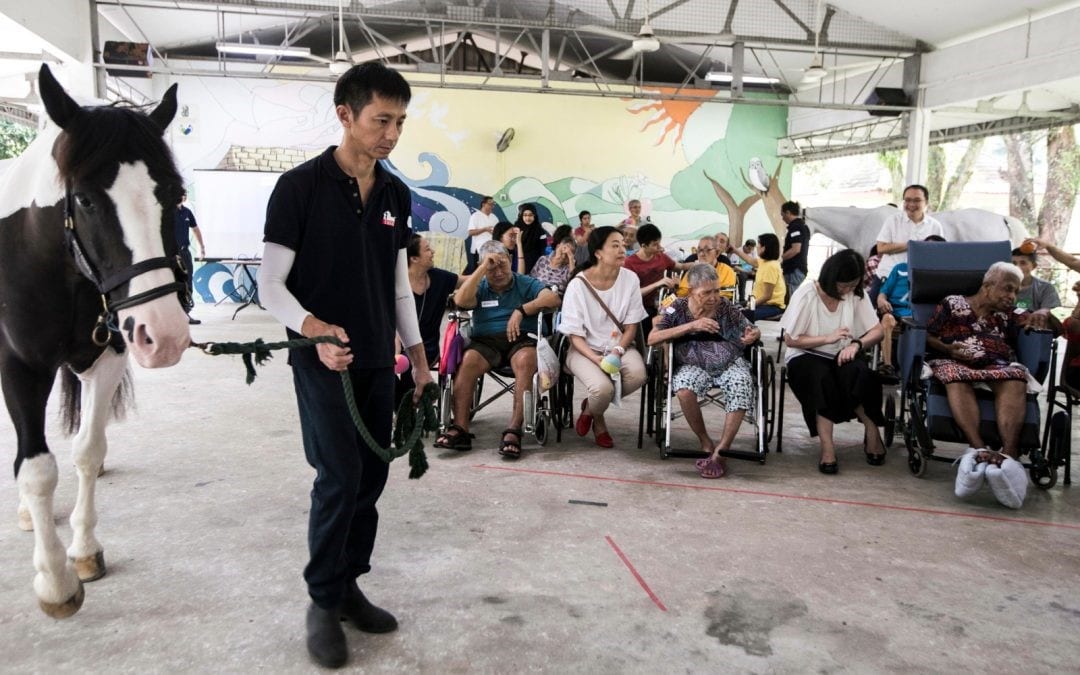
left=907, top=447, right=927, bottom=477
left=1030, top=461, right=1057, bottom=490
left=535, top=408, right=549, bottom=446
left=883, top=394, right=896, bottom=448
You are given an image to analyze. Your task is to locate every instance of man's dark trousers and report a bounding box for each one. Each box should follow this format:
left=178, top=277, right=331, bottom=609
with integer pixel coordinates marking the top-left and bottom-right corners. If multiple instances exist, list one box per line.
left=293, top=365, right=393, bottom=610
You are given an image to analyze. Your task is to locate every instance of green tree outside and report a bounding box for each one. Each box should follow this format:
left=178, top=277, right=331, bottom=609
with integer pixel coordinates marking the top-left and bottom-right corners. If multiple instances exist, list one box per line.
left=0, top=120, right=37, bottom=160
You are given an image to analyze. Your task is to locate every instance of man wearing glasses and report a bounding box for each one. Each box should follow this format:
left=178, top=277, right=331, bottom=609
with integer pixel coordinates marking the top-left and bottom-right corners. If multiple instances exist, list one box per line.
left=871, top=184, right=944, bottom=305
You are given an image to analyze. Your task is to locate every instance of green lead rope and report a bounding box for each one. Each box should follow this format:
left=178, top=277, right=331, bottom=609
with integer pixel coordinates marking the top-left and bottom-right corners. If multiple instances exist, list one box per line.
left=191, top=336, right=438, bottom=479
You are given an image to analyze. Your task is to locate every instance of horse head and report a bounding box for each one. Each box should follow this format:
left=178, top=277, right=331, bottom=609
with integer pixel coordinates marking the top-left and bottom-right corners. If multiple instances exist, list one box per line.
left=39, top=64, right=190, bottom=368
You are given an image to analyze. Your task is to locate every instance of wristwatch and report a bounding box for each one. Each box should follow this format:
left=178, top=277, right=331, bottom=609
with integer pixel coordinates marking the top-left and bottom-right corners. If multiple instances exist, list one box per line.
left=515, top=304, right=529, bottom=317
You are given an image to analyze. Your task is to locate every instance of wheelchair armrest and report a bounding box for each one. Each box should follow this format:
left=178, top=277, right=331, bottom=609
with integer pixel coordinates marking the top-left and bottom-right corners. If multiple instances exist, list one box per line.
left=1016, top=327, right=1053, bottom=382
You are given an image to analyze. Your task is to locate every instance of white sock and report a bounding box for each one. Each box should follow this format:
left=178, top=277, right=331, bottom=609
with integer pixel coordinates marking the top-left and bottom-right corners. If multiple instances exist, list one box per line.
left=985, top=457, right=1028, bottom=509
left=954, top=449, right=987, bottom=500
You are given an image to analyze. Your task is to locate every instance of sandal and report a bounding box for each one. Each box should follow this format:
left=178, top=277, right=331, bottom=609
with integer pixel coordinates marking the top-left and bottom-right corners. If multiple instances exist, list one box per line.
left=434, top=424, right=473, bottom=451
left=498, top=428, right=523, bottom=460
left=698, top=458, right=727, bottom=479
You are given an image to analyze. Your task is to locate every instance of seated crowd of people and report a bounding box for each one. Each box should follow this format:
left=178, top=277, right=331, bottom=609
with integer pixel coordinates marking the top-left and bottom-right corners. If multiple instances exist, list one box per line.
left=402, top=188, right=1076, bottom=511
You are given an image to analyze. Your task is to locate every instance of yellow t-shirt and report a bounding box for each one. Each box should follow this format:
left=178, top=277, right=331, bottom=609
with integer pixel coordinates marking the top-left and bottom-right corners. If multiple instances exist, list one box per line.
left=754, top=259, right=786, bottom=309
left=675, top=262, right=737, bottom=300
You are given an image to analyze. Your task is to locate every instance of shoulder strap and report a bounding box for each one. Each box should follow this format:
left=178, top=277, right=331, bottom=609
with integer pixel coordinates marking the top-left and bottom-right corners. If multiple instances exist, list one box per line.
left=573, top=275, right=625, bottom=332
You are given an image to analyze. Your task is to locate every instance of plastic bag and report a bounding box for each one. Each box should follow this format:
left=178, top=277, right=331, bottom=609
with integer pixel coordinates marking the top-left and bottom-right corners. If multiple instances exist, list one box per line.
left=535, top=335, right=559, bottom=392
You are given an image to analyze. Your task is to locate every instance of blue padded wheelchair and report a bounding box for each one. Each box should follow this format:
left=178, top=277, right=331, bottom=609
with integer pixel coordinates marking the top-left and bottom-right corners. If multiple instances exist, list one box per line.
left=896, top=240, right=1070, bottom=488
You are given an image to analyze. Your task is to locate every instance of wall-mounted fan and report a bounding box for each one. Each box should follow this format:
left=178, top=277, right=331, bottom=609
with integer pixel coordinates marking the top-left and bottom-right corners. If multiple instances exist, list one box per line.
left=496, top=128, right=515, bottom=153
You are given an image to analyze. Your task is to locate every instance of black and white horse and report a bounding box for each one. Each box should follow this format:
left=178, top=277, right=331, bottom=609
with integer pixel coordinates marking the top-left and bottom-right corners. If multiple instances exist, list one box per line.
left=0, top=65, right=190, bottom=617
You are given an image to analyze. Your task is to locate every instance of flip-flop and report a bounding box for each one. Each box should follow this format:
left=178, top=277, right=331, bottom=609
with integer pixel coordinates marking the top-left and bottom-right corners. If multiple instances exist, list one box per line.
left=698, top=458, right=727, bottom=479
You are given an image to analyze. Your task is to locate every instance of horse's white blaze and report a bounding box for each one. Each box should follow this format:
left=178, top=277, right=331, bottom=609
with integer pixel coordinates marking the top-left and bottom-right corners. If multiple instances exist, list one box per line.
left=107, top=162, right=172, bottom=297
left=67, top=349, right=127, bottom=562
left=17, top=454, right=82, bottom=604
left=107, top=161, right=190, bottom=367
left=0, top=124, right=63, bottom=220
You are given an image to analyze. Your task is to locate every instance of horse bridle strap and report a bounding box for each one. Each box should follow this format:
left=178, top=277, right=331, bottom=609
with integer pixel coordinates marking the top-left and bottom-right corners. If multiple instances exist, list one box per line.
left=63, top=187, right=191, bottom=345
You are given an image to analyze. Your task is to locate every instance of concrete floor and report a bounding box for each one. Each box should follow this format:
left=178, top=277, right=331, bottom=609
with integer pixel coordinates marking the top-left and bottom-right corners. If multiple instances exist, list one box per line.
left=1, top=303, right=1078, bottom=673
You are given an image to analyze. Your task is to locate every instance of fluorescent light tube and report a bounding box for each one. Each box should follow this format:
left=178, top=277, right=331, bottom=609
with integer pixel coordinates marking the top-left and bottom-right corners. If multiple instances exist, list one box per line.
left=704, top=71, right=780, bottom=85
left=216, top=42, right=312, bottom=58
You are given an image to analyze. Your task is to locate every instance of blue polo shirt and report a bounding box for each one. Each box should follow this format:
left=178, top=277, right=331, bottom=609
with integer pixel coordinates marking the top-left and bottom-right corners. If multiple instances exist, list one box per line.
left=263, top=146, right=412, bottom=370
left=471, top=273, right=545, bottom=337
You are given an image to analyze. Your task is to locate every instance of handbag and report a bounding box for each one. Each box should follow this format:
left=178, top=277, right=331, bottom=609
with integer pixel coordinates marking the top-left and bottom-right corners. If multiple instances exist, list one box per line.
left=438, top=321, right=464, bottom=376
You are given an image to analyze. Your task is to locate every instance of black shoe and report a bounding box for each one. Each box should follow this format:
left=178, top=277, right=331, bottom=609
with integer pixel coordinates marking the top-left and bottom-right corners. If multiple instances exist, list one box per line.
left=341, top=582, right=398, bottom=633
left=818, top=460, right=839, bottom=475
left=187, top=316, right=202, bottom=325
left=306, top=603, right=348, bottom=669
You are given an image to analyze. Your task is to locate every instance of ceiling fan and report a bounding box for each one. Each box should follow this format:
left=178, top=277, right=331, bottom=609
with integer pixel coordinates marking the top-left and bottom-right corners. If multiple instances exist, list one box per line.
left=328, top=0, right=352, bottom=75
left=801, top=0, right=828, bottom=82
left=579, top=1, right=731, bottom=60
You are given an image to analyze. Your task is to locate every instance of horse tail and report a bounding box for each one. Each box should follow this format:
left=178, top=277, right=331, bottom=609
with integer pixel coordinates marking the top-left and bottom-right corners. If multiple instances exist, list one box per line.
left=59, top=363, right=135, bottom=435
left=60, top=367, right=81, bottom=435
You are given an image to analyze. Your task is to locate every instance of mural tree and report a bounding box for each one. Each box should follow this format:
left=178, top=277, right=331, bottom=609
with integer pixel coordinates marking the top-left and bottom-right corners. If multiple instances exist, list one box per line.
left=703, top=172, right=760, bottom=248
left=740, top=160, right=787, bottom=236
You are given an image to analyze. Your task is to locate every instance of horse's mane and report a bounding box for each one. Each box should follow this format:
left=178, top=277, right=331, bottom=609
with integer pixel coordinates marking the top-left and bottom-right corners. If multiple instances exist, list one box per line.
left=53, top=104, right=181, bottom=188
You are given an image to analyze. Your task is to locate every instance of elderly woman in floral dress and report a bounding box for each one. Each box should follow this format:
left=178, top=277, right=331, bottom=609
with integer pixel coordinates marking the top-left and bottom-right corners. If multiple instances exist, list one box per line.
left=648, top=263, right=760, bottom=478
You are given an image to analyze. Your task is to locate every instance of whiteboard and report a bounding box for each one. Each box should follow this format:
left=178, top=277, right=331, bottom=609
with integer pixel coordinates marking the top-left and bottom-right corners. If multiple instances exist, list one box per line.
left=191, top=170, right=281, bottom=258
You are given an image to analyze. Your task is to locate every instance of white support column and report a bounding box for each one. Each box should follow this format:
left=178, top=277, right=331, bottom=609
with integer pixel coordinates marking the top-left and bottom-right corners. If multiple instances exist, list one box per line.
left=903, top=54, right=929, bottom=186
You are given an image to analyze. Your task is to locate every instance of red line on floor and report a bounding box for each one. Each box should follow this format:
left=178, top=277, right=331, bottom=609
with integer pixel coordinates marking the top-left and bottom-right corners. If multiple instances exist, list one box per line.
left=604, top=535, right=667, bottom=612
left=474, top=464, right=1080, bottom=531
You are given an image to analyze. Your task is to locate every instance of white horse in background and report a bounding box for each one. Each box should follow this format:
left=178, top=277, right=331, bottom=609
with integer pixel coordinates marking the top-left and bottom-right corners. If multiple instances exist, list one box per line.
left=804, top=206, right=1025, bottom=256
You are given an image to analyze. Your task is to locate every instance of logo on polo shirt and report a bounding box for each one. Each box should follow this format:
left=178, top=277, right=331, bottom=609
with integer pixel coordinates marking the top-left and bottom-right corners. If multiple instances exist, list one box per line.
left=382, top=210, right=395, bottom=226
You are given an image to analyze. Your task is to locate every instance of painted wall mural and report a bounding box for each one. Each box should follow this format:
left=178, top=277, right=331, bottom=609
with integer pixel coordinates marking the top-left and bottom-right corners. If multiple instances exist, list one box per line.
left=162, top=74, right=788, bottom=302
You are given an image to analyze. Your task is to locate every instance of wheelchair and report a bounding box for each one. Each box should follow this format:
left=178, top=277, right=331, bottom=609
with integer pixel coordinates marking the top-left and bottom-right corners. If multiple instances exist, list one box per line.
left=637, top=286, right=778, bottom=461
left=894, top=240, right=1071, bottom=488
left=437, top=308, right=562, bottom=446
left=641, top=337, right=777, bottom=462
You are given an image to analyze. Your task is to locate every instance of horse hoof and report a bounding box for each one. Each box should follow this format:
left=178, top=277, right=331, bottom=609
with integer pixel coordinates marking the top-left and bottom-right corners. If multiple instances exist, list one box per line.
left=17, top=509, right=33, bottom=532
left=72, top=551, right=107, bottom=582
left=97, top=463, right=105, bottom=477
left=39, top=581, right=85, bottom=619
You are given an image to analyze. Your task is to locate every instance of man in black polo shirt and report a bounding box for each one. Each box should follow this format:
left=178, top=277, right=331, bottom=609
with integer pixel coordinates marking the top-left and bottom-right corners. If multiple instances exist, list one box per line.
left=260, top=62, right=431, bottom=669
left=780, top=200, right=810, bottom=298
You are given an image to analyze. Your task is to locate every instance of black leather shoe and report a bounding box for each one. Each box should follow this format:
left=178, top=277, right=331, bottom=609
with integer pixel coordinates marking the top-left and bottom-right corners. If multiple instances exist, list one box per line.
left=341, top=582, right=398, bottom=633
left=306, top=603, right=347, bottom=669
left=818, top=460, right=839, bottom=475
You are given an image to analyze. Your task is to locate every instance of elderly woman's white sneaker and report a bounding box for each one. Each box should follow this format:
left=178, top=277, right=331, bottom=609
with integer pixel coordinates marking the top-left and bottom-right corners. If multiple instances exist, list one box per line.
left=954, top=448, right=987, bottom=499
left=985, top=456, right=1028, bottom=509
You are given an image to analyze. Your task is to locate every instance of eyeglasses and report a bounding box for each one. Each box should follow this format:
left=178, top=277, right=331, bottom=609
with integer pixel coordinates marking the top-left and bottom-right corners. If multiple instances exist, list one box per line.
left=903, top=198, right=926, bottom=204
left=697, top=247, right=716, bottom=253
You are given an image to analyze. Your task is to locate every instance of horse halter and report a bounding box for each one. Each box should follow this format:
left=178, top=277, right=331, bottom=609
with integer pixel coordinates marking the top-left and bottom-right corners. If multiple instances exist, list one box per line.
left=63, top=186, right=192, bottom=347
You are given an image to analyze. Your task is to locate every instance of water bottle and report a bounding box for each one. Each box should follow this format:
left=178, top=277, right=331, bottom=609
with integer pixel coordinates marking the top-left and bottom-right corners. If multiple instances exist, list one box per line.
left=748, top=296, right=756, bottom=311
